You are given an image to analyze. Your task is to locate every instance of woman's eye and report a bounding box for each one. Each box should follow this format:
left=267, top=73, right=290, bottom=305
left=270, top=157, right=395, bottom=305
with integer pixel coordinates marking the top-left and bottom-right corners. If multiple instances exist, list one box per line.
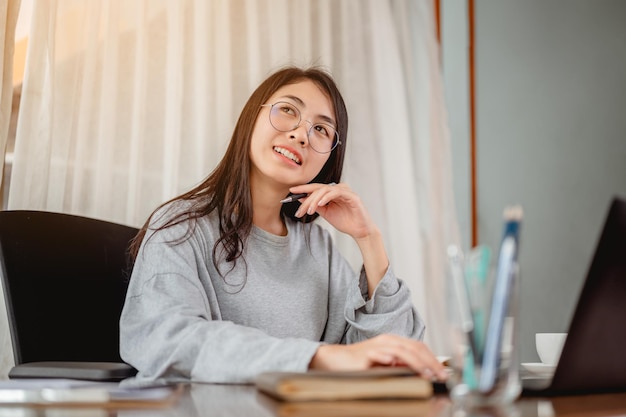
left=314, top=125, right=330, bottom=138
left=280, top=105, right=297, bottom=117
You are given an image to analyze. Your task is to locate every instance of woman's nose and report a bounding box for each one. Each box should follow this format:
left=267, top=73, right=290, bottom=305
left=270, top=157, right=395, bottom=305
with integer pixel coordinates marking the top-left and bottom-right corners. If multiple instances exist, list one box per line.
left=289, top=124, right=310, bottom=146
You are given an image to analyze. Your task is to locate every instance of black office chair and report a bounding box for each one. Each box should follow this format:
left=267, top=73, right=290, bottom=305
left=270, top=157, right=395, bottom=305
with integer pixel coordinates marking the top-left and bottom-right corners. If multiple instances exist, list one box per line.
left=0, top=210, right=139, bottom=380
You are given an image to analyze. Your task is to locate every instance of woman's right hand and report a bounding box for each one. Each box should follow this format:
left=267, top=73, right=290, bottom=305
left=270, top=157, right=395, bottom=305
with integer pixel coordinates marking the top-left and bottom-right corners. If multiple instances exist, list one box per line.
left=309, top=334, right=448, bottom=381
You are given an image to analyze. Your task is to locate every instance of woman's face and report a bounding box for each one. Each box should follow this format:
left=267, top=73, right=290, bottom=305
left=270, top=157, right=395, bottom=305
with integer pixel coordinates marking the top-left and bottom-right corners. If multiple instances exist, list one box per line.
left=249, top=79, right=336, bottom=190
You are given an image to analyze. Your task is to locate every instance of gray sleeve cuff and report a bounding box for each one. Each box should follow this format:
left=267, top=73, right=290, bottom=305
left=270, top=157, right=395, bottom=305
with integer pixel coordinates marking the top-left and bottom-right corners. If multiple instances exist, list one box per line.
left=356, top=265, right=401, bottom=312
left=344, top=264, right=425, bottom=342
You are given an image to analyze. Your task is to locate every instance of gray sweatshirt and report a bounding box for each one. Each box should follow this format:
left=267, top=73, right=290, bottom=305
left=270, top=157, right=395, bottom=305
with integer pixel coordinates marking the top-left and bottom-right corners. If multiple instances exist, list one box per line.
left=120, top=202, right=425, bottom=383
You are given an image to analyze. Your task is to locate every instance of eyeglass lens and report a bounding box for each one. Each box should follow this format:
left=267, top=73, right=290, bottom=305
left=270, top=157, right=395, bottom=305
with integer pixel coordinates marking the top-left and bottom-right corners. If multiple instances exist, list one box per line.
left=268, top=102, right=339, bottom=153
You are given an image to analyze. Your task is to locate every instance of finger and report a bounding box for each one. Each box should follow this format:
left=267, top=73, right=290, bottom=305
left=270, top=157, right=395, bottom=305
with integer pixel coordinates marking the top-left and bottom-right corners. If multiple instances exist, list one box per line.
left=318, top=189, right=357, bottom=211
left=412, top=345, right=448, bottom=377
left=400, top=344, right=447, bottom=379
left=374, top=338, right=447, bottom=380
left=305, top=184, right=341, bottom=215
left=292, top=186, right=326, bottom=216
left=365, top=350, right=396, bottom=367
left=368, top=346, right=432, bottom=377
left=288, top=182, right=338, bottom=195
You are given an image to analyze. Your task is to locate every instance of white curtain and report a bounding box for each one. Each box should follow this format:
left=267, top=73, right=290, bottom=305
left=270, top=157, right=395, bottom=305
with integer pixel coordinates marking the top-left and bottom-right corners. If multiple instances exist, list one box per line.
left=5, top=0, right=460, bottom=374
left=1, top=0, right=19, bottom=191
left=0, top=0, right=20, bottom=380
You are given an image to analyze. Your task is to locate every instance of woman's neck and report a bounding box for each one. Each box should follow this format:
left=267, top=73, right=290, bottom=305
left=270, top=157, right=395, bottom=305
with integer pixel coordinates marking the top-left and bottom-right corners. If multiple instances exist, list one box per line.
left=250, top=182, right=289, bottom=236
left=253, top=210, right=287, bottom=236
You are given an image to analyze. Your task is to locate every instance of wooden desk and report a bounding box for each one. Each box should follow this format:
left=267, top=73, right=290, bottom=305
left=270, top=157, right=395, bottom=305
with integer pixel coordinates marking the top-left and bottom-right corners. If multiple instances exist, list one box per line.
left=2, top=384, right=626, bottom=417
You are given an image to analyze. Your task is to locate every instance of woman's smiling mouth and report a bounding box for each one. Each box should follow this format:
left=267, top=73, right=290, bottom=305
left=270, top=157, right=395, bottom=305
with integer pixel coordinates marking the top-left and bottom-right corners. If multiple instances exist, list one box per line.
left=273, top=146, right=302, bottom=165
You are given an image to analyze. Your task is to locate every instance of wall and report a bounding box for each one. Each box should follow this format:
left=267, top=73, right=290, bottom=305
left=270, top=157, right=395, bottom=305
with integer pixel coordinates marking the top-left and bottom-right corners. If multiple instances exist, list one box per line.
left=442, top=0, right=626, bottom=362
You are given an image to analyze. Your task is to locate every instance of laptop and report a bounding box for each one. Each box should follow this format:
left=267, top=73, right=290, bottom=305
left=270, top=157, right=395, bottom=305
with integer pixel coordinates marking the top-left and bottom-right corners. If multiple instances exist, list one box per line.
left=522, top=196, right=626, bottom=395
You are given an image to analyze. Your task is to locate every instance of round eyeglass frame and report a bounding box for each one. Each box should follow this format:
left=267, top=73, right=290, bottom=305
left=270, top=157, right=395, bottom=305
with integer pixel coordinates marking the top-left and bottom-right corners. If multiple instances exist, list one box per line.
left=261, top=102, right=342, bottom=154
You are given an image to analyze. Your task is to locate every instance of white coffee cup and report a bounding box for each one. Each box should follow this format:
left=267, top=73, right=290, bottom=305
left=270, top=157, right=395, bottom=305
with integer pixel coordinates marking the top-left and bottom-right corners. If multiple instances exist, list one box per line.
left=535, top=333, right=567, bottom=365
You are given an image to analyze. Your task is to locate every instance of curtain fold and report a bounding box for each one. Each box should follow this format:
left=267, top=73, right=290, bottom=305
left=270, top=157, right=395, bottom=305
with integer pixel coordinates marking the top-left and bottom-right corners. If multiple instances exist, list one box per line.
left=7, top=0, right=459, bottom=360
left=0, top=0, right=19, bottom=186
left=0, top=0, right=22, bottom=381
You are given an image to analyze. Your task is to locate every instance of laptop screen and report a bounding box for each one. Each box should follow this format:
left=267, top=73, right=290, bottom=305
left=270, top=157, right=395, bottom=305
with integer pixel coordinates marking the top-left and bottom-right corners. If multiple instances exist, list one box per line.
left=532, top=196, right=626, bottom=394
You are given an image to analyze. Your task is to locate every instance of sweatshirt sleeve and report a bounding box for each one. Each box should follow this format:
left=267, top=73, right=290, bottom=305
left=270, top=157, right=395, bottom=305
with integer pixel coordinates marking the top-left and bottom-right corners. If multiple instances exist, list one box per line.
left=119, top=217, right=320, bottom=384
left=320, top=233, right=426, bottom=344
left=342, top=265, right=426, bottom=343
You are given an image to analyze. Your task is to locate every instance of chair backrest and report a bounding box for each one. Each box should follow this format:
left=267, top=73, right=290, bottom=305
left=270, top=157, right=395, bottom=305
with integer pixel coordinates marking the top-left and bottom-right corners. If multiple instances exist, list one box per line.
left=0, top=210, right=139, bottom=365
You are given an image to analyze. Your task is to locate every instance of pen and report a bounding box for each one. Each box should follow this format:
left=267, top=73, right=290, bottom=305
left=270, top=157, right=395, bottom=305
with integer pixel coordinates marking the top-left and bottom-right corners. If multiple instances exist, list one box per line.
left=466, top=245, right=491, bottom=356
left=280, top=183, right=336, bottom=204
left=447, top=245, right=481, bottom=386
left=462, top=245, right=490, bottom=390
left=280, top=193, right=308, bottom=204
left=479, top=205, right=523, bottom=393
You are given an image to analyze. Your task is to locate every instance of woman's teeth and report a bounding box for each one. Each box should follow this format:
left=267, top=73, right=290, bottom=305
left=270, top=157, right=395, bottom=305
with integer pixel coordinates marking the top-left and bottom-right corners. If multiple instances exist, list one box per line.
left=274, top=147, right=301, bottom=165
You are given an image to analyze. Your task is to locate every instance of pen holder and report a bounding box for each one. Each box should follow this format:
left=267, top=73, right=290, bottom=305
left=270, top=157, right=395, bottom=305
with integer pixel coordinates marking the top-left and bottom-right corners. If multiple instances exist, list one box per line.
left=445, top=247, right=522, bottom=407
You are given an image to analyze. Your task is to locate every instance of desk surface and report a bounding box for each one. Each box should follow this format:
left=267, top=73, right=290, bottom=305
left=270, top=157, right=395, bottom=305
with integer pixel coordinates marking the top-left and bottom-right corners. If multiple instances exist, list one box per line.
left=2, top=384, right=626, bottom=417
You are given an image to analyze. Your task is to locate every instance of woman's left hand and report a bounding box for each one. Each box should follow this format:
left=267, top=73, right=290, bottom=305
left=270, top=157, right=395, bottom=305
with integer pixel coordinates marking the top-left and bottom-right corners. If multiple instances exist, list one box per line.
left=289, top=183, right=374, bottom=240
left=291, top=182, right=390, bottom=296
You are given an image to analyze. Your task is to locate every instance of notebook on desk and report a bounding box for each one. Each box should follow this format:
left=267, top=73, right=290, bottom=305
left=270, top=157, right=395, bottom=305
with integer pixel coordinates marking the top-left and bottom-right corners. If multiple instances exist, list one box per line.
left=522, top=196, right=626, bottom=396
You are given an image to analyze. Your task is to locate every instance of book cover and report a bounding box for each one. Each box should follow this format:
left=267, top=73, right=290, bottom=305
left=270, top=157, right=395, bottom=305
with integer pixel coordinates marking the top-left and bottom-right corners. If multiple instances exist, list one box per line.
left=255, top=367, right=433, bottom=401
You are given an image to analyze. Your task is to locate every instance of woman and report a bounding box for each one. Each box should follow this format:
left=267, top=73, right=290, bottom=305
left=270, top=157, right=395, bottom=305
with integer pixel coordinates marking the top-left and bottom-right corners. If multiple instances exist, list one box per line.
left=120, top=66, right=447, bottom=383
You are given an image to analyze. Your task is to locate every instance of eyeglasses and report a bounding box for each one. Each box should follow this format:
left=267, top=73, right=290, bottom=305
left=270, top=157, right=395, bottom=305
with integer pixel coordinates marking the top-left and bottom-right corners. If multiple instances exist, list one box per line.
left=261, top=102, right=341, bottom=154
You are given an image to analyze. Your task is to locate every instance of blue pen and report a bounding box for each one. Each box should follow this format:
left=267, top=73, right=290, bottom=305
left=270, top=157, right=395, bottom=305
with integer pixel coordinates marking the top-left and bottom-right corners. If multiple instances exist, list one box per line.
left=479, top=205, right=523, bottom=393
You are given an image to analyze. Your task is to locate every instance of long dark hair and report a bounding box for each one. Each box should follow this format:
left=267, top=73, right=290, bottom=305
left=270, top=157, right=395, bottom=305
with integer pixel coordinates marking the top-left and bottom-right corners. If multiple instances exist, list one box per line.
left=129, top=66, right=349, bottom=273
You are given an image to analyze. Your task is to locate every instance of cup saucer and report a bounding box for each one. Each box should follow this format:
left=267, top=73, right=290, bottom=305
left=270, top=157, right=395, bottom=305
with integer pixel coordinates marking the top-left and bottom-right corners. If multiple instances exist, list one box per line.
left=521, top=362, right=555, bottom=375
